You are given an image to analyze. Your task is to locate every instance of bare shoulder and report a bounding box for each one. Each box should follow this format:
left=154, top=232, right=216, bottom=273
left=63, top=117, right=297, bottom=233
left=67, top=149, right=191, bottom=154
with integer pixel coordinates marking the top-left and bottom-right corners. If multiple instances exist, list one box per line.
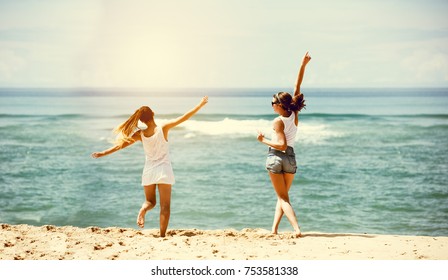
left=272, top=117, right=284, bottom=131
left=131, top=130, right=142, bottom=141
left=273, top=117, right=282, bottom=124
left=161, top=118, right=177, bottom=131
left=161, top=123, right=171, bottom=133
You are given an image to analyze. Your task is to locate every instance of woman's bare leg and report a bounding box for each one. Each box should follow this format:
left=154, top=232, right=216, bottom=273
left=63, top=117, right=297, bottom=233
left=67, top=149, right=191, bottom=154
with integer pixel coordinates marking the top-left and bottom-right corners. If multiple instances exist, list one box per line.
left=158, top=184, right=172, bottom=237
left=272, top=199, right=282, bottom=234
left=269, top=172, right=301, bottom=237
left=137, top=185, right=156, bottom=228
left=272, top=173, right=295, bottom=234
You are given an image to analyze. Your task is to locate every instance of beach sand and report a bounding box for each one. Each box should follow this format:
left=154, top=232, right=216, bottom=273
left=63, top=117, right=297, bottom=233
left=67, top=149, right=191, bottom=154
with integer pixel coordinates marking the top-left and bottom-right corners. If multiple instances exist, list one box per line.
left=1, top=224, right=447, bottom=260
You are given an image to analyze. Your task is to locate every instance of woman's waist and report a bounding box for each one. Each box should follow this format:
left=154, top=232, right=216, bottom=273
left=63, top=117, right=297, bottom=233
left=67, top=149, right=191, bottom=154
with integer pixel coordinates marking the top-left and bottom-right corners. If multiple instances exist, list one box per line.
left=144, top=155, right=171, bottom=163
left=268, top=146, right=295, bottom=155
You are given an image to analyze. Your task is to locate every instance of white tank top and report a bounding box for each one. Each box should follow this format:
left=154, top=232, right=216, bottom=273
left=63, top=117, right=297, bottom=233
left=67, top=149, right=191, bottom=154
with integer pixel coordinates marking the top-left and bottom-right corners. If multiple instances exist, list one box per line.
left=141, top=126, right=171, bottom=164
left=271, top=113, right=297, bottom=149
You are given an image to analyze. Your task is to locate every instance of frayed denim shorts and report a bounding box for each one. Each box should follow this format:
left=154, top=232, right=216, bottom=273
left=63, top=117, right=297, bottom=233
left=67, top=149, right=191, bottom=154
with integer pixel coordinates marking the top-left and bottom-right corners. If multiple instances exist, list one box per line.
left=265, top=146, right=297, bottom=174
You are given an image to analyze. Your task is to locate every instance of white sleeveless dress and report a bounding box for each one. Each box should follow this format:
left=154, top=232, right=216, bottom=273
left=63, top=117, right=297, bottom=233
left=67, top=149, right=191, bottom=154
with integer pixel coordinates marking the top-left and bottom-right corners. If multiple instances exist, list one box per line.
left=140, top=126, right=175, bottom=186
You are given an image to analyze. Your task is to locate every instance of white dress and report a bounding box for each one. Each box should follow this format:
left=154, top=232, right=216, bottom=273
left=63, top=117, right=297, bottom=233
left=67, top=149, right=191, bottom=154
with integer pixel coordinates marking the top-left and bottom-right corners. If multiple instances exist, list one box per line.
left=140, top=126, right=175, bottom=186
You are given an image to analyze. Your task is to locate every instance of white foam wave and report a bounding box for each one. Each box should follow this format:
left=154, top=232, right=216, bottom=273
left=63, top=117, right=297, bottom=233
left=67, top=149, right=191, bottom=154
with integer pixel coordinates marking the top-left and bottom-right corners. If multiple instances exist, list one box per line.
left=181, top=118, right=271, bottom=138
left=176, top=118, right=343, bottom=144
left=296, top=123, right=343, bottom=144
left=96, top=118, right=342, bottom=144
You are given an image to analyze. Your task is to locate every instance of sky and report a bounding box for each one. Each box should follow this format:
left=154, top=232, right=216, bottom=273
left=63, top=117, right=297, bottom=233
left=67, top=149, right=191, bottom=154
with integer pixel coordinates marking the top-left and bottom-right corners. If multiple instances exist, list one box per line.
left=0, top=0, right=447, bottom=88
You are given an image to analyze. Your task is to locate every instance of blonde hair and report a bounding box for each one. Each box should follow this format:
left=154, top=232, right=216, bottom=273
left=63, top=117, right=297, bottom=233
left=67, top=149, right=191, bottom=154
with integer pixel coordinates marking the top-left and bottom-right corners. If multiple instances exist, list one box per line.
left=114, top=106, right=153, bottom=146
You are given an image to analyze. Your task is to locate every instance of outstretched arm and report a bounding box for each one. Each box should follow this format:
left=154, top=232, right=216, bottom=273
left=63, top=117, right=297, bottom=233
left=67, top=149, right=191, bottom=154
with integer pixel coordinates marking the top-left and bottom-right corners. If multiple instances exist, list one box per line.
left=91, top=132, right=140, bottom=158
left=293, top=51, right=312, bottom=96
left=163, top=96, right=208, bottom=133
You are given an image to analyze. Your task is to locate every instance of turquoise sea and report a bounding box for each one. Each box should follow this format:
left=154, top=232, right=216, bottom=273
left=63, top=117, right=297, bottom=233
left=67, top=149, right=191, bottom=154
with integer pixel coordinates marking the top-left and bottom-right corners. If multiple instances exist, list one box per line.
left=1, top=88, right=447, bottom=236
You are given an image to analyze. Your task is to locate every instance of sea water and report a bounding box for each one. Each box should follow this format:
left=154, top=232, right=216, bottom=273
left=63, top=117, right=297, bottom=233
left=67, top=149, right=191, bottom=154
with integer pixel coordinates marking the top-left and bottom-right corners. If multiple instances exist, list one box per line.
left=0, top=88, right=447, bottom=236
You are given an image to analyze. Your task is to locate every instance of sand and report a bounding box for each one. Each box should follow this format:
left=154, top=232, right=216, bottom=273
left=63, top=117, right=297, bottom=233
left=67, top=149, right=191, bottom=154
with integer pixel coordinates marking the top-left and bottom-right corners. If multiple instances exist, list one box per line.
left=1, top=224, right=447, bottom=260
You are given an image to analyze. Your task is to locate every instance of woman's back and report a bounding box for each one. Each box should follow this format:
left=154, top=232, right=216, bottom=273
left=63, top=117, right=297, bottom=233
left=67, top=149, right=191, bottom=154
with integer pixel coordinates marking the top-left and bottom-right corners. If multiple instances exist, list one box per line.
left=271, top=113, right=298, bottom=149
left=141, top=126, right=170, bottom=164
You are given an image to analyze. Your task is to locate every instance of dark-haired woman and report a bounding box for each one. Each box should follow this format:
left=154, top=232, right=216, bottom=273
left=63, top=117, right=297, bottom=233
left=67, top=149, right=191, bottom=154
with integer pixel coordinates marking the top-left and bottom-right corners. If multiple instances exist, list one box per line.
left=257, top=52, right=311, bottom=237
left=92, top=96, right=208, bottom=237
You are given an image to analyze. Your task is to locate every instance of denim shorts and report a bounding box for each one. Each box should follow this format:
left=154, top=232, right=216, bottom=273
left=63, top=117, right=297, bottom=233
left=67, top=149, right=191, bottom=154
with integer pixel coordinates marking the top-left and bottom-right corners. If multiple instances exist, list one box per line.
left=265, top=146, right=297, bottom=174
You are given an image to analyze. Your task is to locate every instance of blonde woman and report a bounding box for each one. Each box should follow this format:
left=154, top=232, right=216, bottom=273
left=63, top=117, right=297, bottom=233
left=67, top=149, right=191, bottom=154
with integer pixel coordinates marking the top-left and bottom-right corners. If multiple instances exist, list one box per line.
left=92, top=96, right=208, bottom=237
left=257, top=52, right=311, bottom=237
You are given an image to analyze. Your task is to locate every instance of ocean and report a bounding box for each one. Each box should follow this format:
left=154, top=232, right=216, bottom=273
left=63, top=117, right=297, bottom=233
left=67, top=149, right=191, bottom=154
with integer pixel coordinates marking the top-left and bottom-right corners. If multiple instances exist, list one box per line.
left=1, top=88, right=447, bottom=237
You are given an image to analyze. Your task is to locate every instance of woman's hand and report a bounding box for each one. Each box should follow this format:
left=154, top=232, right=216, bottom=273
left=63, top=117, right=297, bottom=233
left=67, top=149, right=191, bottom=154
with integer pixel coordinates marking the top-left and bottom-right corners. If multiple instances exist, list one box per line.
left=302, top=51, right=311, bottom=66
left=199, top=96, right=208, bottom=107
left=91, top=152, right=104, bottom=158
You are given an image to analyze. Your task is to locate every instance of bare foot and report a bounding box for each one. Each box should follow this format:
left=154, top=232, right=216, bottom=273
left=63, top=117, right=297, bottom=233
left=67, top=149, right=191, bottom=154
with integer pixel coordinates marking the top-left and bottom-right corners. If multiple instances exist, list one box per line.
left=136, top=201, right=154, bottom=228
left=136, top=207, right=147, bottom=228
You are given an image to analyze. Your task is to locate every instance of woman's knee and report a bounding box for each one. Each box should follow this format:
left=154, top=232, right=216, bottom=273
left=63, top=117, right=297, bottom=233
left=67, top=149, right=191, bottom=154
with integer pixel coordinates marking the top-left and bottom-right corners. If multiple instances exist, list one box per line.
left=160, top=202, right=171, bottom=214
left=277, top=194, right=290, bottom=204
left=143, top=199, right=156, bottom=209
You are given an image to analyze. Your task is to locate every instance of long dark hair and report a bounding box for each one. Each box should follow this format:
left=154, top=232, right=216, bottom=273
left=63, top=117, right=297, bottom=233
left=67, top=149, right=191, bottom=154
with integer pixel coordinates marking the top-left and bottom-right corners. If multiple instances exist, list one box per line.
left=274, top=92, right=306, bottom=112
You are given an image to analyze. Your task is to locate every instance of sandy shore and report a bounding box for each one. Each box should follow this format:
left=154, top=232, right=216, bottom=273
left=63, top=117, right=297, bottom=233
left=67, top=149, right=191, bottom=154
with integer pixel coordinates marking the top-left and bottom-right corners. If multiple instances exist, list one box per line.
left=1, top=224, right=447, bottom=260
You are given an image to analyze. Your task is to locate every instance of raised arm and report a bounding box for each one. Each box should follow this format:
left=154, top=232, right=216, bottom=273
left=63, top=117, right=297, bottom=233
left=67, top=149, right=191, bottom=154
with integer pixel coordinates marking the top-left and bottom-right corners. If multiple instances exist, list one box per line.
left=293, top=51, right=312, bottom=96
left=162, top=96, right=208, bottom=138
